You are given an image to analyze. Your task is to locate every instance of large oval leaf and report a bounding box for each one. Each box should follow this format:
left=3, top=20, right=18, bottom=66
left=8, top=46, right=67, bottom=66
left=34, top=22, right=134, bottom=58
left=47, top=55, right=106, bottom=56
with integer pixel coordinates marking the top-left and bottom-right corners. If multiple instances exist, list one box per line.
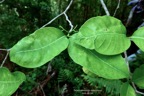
left=68, top=36, right=130, bottom=79
left=130, top=27, right=144, bottom=51
left=10, top=27, right=69, bottom=68
left=74, top=16, right=131, bottom=55
left=132, top=64, right=144, bottom=89
left=0, top=67, right=26, bottom=96
left=120, top=82, right=136, bottom=96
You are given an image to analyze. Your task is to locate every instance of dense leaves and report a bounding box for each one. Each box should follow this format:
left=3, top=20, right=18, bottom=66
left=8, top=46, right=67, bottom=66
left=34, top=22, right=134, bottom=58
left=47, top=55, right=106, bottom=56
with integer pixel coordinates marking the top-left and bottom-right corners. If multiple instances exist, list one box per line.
left=0, top=0, right=144, bottom=95
left=74, top=16, right=131, bottom=55
left=0, top=67, right=26, bottom=96
left=10, top=27, right=69, bottom=68
left=68, top=36, right=130, bottom=79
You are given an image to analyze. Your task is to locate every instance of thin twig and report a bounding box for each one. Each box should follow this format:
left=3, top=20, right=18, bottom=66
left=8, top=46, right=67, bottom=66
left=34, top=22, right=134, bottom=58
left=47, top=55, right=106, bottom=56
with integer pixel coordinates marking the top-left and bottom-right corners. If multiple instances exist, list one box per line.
left=126, top=5, right=137, bottom=27
left=0, top=49, right=10, bottom=67
left=124, top=51, right=130, bottom=73
left=0, top=49, right=9, bottom=51
left=100, top=0, right=110, bottom=16
left=39, top=84, right=46, bottom=96
left=61, top=84, right=68, bottom=96
left=113, top=0, right=121, bottom=16
left=46, top=60, right=53, bottom=75
left=132, top=82, right=144, bottom=95
left=41, top=0, right=74, bottom=33
left=41, top=13, right=63, bottom=28
left=0, top=0, right=5, bottom=3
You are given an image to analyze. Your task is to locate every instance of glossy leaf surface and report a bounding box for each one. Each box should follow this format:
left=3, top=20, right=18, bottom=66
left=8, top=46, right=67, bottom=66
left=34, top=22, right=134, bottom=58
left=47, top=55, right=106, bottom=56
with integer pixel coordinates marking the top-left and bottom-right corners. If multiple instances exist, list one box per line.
left=74, top=16, right=131, bottom=55
left=132, top=64, right=144, bottom=89
left=10, top=27, right=69, bottom=68
left=68, top=36, right=130, bottom=79
left=120, top=82, right=136, bottom=96
left=131, top=27, right=144, bottom=51
left=0, top=67, right=26, bottom=96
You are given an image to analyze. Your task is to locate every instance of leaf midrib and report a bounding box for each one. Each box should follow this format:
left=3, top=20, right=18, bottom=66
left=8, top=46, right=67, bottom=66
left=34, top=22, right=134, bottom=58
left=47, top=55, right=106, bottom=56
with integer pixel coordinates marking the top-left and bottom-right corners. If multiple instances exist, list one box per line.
left=15, top=36, right=66, bottom=54
left=131, top=36, right=144, bottom=40
left=77, top=33, right=125, bottom=39
left=89, top=50, right=128, bottom=77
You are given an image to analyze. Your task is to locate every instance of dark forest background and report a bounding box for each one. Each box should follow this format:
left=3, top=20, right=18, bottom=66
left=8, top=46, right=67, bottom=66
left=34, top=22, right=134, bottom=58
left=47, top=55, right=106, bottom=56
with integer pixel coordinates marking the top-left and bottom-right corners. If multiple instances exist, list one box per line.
left=0, top=0, right=144, bottom=96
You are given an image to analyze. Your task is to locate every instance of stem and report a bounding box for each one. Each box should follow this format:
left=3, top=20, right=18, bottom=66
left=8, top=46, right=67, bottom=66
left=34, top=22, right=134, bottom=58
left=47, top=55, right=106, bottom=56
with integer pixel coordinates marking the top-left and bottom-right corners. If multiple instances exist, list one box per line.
left=46, top=60, right=53, bottom=75
left=41, top=13, right=63, bottom=28
left=100, top=0, right=110, bottom=16
left=41, top=0, right=74, bottom=33
left=0, top=49, right=10, bottom=68
left=126, top=5, right=137, bottom=26
left=124, top=51, right=130, bottom=72
left=0, top=49, right=9, bottom=51
left=113, top=0, right=121, bottom=16
left=132, top=82, right=144, bottom=95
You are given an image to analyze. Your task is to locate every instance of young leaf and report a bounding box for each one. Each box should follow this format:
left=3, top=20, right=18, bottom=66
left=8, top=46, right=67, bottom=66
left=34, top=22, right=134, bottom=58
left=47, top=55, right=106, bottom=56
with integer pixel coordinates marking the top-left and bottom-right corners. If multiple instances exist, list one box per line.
left=132, top=64, right=144, bottom=89
left=120, top=82, right=136, bottom=96
left=68, top=36, right=130, bottom=79
left=74, top=16, right=131, bottom=55
left=0, top=67, right=26, bottom=96
left=130, top=27, right=144, bottom=51
left=10, top=27, right=69, bottom=68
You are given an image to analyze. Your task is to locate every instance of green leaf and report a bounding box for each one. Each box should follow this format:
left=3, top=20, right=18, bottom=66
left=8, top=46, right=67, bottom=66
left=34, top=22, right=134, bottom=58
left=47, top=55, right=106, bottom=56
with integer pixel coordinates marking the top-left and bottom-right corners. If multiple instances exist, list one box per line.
left=130, top=27, right=144, bottom=51
left=82, top=67, right=98, bottom=77
left=74, top=16, right=131, bottom=55
left=132, top=64, right=144, bottom=89
left=0, top=67, right=26, bottom=96
left=10, top=27, right=69, bottom=68
left=68, top=36, right=130, bottom=79
left=120, top=82, right=136, bottom=96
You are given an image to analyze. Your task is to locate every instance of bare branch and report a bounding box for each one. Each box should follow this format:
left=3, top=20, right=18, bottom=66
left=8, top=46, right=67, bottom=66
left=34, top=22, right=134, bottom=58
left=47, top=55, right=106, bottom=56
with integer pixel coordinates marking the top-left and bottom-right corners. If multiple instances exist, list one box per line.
left=0, top=48, right=9, bottom=51
left=41, top=0, right=74, bottom=32
left=39, top=84, right=46, bottom=96
left=132, top=82, right=144, bottom=95
left=41, top=13, right=63, bottom=28
left=0, top=0, right=5, bottom=3
left=46, top=60, right=53, bottom=75
left=64, top=13, right=73, bottom=32
left=0, top=49, right=10, bottom=67
left=100, top=0, right=110, bottom=16
left=113, top=0, right=121, bottom=16
left=126, top=5, right=137, bottom=26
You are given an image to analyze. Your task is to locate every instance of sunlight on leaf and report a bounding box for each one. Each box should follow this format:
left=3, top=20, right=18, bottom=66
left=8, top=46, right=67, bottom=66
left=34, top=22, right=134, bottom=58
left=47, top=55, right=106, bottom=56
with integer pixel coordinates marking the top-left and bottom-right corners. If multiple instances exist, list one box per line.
left=74, top=16, right=131, bottom=55
left=10, top=27, right=69, bottom=68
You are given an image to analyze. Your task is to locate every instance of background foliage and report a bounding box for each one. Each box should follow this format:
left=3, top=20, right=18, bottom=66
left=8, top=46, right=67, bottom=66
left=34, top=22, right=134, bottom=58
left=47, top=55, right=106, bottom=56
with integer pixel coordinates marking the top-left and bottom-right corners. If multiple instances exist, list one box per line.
left=0, top=0, right=143, bottom=96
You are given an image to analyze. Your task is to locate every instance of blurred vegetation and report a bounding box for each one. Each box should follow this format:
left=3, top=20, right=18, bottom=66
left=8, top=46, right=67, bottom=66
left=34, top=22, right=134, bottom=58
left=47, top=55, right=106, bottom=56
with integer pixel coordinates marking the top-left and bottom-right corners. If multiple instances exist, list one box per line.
left=0, top=0, right=143, bottom=96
